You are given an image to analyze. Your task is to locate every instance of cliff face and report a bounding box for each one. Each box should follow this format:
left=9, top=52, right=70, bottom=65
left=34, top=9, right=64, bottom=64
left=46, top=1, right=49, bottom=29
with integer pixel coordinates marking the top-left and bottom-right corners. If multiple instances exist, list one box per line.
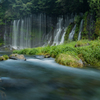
left=0, top=12, right=99, bottom=48
left=64, top=12, right=98, bottom=42
left=0, top=25, right=5, bottom=46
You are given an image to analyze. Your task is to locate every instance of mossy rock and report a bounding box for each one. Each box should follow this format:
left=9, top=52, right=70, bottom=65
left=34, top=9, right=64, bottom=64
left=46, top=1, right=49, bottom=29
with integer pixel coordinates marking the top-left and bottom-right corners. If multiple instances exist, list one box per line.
left=0, top=56, right=5, bottom=61
left=9, top=54, right=26, bottom=61
left=0, top=55, right=9, bottom=61
left=44, top=54, right=51, bottom=58
left=55, top=53, right=83, bottom=68
left=3, top=55, right=9, bottom=60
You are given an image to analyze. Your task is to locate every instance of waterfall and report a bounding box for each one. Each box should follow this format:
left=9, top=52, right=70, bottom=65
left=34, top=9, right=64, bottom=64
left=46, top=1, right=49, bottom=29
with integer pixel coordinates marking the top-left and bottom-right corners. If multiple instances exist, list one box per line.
left=68, top=24, right=76, bottom=40
left=12, top=20, right=17, bottom=48
left=78, top=19, right=83, bottom=40
left=12, top=20, right=20, bottom=49
left=52, top=18, right=63, bottom=46
left=20, top=20, right=24, bottom=49
left=4, top=14, right=76, bottom=49
left=60, top=28, right=67, bottom=44
left=4, top=21, right=7, bottom=46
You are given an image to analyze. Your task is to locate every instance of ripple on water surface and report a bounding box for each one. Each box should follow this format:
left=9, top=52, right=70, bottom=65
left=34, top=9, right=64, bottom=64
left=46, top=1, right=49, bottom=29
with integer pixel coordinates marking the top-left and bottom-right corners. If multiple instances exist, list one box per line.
left=0, top=53, right=100, bottom=100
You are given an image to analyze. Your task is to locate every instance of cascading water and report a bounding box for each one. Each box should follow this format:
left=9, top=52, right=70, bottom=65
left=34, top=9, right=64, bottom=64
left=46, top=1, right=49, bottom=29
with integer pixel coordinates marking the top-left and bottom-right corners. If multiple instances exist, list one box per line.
left=68, top=24, right=76, bottom=40
left=78, top=19, right=83, bottom=40
left=4, top=21, right=7, bottom=46
left=12, top=20, right=20, bottom=49
left=52, top=18, right=63, bottom=46
left=20, top=20, right=24, bottom=49
left=60, top=28, right=67, bottom=44
left=4, top=14, right=76, bottom=49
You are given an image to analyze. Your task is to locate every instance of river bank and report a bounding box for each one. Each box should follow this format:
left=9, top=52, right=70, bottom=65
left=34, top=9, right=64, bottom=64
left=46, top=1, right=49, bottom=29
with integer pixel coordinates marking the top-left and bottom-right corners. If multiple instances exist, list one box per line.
left=13, top=39, right=100, bottom=69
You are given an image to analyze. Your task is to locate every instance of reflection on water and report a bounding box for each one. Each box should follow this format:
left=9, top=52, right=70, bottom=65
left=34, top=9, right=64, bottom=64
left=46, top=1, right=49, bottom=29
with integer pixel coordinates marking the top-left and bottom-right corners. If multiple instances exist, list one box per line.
left=0, top=52, right=100, bottom=100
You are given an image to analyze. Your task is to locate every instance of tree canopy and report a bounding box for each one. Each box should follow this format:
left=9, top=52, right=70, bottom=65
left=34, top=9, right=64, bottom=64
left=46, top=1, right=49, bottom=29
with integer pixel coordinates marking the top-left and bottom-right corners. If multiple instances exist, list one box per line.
left=0, top=0, right=99, bottom=21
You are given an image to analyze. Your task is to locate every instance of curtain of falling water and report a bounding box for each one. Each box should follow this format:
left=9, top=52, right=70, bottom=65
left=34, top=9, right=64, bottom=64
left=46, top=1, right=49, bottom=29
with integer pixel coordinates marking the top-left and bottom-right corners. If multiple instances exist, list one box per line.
left=4, top=14, right=76, bottom=49
left=78, top=19, right=84, bottom=40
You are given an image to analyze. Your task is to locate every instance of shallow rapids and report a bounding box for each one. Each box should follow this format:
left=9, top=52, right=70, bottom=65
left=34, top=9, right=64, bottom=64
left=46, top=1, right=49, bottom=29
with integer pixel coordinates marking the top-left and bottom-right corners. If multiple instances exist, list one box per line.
left=0, top=52, right=100, bottom=100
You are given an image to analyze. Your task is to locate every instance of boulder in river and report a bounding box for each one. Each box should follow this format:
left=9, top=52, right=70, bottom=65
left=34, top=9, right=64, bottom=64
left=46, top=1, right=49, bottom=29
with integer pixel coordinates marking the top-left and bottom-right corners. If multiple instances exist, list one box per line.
left=44, top=54, right=51, bottom=58
left=0, top=56, right=5, bottom=61
left=9, top=54, right=26, bottom=61
left=0, top=55, right=9, bottom=61
left=55, top=53, right=83, bottom=68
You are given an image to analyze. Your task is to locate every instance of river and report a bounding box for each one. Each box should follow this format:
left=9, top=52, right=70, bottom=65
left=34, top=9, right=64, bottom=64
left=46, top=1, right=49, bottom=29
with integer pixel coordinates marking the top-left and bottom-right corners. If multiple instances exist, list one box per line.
left=0, top=51, right=100, bottom=100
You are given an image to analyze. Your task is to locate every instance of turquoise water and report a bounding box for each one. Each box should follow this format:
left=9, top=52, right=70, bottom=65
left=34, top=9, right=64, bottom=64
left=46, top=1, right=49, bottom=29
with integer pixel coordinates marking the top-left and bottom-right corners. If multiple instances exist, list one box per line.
left=0, top=52, right=100, bottom=100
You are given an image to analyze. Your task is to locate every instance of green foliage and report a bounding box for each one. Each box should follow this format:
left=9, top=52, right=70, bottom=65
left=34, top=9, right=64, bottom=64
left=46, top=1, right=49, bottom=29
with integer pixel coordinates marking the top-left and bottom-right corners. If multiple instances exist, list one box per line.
left=94, top=18, right=100, bottom=38
left=81, top=12, right=88, bottom=39
left=75, top=39, right=90, bottom=46
left=41, top=45, right=51, bottom=53
left=88, top=0, right=100, bottom=14
left=76, top=40, right=100, bottom=67
left=0, top=0, right=90, bottom=20
left=74, top=15, right=82, bottom=40
left=26, top=48, right=39, bottom=55
left=13, top=48, right=40, bottom=55
left=74, top=15, right=81, bottom=24
left=13, top=39, right=100, bottom=68
left=74, top=25, right=79, bottom=41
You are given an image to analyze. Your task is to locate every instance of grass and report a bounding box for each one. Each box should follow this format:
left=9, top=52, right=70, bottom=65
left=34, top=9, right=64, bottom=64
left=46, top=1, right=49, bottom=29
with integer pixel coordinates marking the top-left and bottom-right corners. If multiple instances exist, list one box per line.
left=13, top=39, right=100, bottom=68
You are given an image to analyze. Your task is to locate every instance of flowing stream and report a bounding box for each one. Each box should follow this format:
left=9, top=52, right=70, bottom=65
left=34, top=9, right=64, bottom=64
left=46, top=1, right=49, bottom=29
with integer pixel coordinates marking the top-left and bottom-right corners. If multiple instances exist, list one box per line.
left=0, top=52, right=100, bottom=100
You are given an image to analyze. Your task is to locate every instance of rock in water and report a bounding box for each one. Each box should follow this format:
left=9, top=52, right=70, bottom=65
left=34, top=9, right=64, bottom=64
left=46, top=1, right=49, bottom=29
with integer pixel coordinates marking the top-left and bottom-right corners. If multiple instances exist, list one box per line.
left=44, top=54, right=51, bottom=58
left=9, top=54, right=26, bottom=61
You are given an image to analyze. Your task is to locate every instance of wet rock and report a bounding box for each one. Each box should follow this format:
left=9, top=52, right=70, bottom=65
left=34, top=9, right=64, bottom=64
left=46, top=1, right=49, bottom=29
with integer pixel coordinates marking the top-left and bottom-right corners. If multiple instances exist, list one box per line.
left=44, top=54, right=51, bottom=58
left=0, top=55, right=9, bottom=61
left=9, top=54, right=26, bottom=61
left=0, top=56, right=5, bottom=61
left=77, top=59, right=83, bottom=66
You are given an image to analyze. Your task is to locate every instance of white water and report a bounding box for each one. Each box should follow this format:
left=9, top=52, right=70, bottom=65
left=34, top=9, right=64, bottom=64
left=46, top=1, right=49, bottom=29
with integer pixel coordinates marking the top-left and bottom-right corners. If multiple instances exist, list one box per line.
left=60, top=28, right=67, bottom=44
left=4, top=14, right=76, bottom=49
left=20, top=20, right=24, bottom=49
left=78, top=19, right=83, bottom=40
left=68, top=24, right=76, bottom=40
left=4, top=21, right=7, bottom=45
left=52, top=18, right=63, bottom=46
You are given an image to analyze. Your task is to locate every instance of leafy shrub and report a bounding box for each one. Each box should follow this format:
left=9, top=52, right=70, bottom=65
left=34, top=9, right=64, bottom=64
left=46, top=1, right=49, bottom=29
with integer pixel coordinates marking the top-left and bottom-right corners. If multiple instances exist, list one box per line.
left=41, top=45, right=50, bottom=53
left=75, top=39, right=91, bottom=47
left=20, top=48, right=31, bottom=54
left=74, top=15, right=81, bottom=24
left=27, top=48, right=39, bottom=55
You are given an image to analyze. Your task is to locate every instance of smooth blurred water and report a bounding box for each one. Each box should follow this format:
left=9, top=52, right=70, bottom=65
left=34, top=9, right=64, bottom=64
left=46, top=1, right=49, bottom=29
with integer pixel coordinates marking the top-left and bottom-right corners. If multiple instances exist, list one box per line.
left=0, top=52, right=100, bottom=100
